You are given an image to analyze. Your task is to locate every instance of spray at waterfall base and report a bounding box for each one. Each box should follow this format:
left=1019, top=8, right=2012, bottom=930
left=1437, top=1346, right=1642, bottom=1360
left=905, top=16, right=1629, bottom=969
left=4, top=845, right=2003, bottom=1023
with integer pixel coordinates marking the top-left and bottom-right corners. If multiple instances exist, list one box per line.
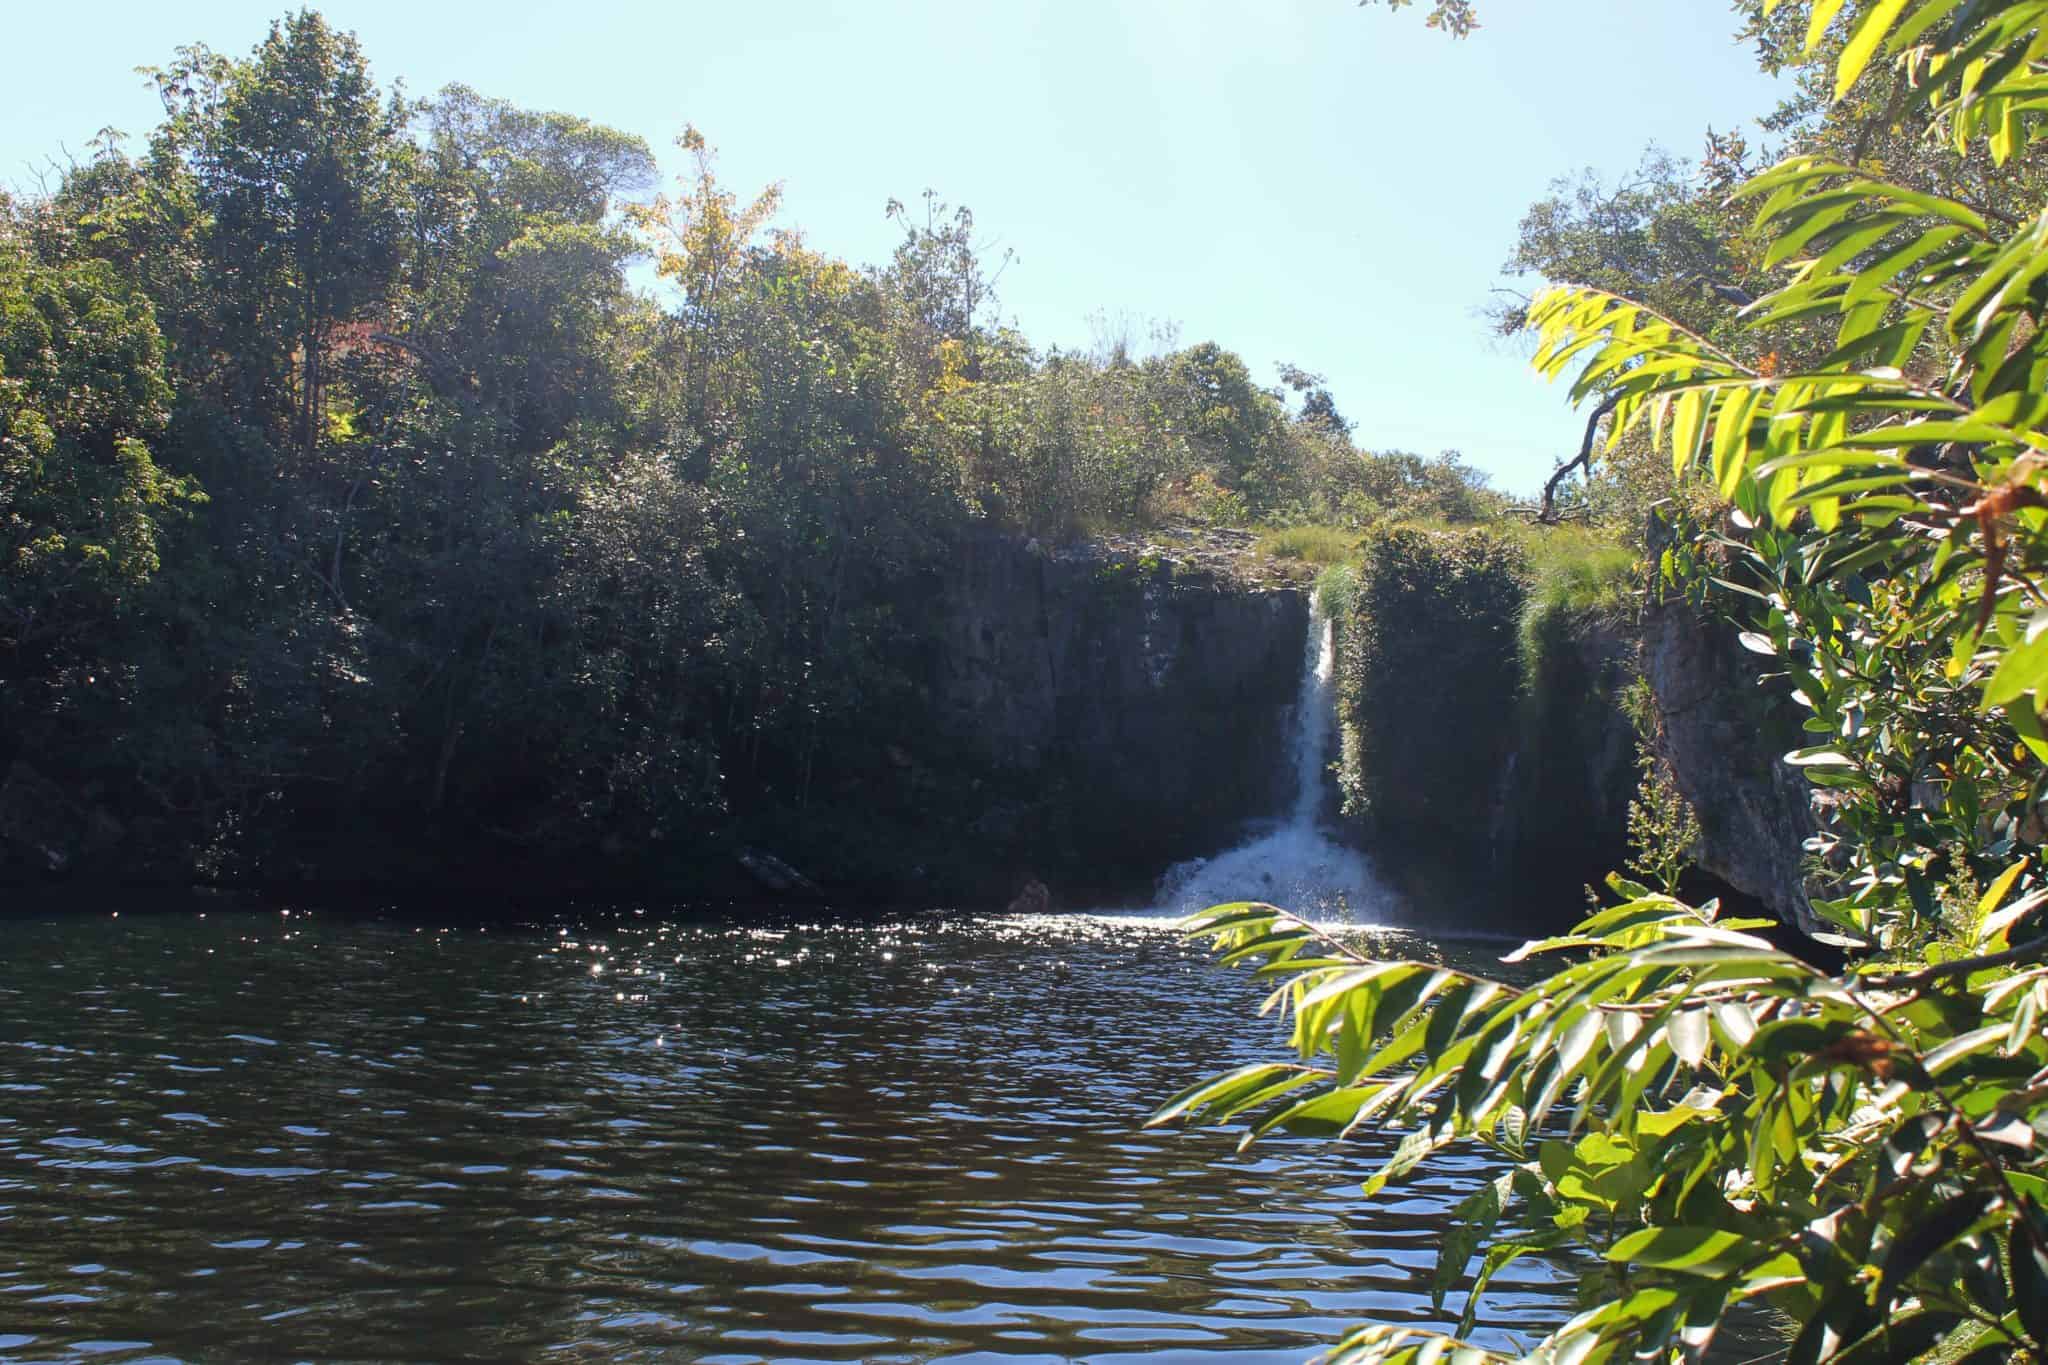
left=1155, top=592, right=1391, bottom=921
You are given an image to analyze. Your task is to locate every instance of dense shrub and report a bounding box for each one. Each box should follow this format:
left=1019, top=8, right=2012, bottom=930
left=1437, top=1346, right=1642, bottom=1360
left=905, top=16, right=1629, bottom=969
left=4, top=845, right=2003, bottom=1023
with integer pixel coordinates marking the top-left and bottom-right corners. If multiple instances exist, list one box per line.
left=1334, top=527, right=1528, bottom=891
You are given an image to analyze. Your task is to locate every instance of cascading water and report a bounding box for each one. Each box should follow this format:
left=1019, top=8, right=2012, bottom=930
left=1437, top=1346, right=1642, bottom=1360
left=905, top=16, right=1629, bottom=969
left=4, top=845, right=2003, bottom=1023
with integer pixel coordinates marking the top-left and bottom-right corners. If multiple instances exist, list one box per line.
left=1153, top=591, right=1392, bottom=920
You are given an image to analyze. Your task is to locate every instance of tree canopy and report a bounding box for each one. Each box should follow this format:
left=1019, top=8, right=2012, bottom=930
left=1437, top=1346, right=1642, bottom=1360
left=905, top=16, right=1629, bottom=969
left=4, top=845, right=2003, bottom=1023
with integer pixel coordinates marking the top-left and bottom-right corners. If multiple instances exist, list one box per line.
left=0, top=10, right=1497, bottom=889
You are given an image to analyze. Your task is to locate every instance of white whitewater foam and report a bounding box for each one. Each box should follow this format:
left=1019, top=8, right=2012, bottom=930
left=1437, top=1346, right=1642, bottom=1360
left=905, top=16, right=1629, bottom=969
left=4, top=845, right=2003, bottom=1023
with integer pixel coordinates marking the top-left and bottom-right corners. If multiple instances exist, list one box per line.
left=1152, top=592, right=1393, bottom=922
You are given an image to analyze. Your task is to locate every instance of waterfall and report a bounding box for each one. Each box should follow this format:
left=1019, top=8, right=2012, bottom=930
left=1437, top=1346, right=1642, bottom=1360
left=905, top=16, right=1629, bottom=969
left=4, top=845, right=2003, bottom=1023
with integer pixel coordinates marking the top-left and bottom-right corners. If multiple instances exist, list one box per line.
left=1153, top=591, right=1392, bottom=921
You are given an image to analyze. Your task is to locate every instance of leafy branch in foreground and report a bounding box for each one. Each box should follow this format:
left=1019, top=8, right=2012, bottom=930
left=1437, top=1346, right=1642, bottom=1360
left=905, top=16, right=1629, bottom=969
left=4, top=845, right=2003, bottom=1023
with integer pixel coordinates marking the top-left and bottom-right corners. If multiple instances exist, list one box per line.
left=1164, top=4, right=2048, bottom=1361
left=1157, top=889, right=2048, bottom=1364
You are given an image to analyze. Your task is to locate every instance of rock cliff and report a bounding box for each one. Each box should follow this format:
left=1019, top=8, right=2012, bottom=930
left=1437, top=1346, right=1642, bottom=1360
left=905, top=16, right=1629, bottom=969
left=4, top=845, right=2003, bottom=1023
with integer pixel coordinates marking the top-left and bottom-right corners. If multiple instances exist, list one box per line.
left=929, top=530, right=1308, bottom=902
left=1640, top=599, right=1820, bottom=933
left=1493, top=613, right=1638, bottom=921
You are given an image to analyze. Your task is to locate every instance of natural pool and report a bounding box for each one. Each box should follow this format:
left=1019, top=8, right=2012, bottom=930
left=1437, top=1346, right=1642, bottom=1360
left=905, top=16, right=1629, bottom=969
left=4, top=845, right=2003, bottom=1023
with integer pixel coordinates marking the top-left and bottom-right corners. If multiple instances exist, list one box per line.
left=0, top=905, right=1571, bottom=1363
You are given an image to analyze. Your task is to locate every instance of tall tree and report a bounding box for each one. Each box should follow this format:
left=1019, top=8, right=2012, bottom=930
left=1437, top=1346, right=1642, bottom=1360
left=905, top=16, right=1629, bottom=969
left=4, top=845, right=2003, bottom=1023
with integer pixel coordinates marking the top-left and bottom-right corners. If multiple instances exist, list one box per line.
left=0, top=208, right=193, bottom=767
left=174, top=10, right=403, bottom=455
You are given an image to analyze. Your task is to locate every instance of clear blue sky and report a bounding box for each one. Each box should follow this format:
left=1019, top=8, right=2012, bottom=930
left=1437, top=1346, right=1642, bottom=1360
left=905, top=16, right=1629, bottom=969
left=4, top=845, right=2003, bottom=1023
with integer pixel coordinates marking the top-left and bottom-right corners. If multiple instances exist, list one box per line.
left=6, top=1, right=1786, bottom=495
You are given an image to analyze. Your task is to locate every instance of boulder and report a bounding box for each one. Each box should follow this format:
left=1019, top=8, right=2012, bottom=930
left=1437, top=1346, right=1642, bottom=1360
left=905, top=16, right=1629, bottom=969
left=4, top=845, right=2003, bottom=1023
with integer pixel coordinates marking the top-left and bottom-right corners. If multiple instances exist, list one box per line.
left=736, top=847, right=823, bottom=900
left=1006, top=880, right=1051, bottom=915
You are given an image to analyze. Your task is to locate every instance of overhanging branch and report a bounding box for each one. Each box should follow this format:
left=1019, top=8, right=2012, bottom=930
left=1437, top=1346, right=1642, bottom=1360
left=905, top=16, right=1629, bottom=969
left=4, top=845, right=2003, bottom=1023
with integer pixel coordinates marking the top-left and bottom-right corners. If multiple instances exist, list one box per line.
left=1531, top=391, right=1624, bottom=524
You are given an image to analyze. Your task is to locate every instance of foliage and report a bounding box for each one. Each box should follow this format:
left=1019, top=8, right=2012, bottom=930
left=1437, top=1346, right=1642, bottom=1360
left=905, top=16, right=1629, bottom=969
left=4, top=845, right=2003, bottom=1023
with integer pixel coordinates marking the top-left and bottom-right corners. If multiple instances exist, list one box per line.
left=1323, top=521, right=1634, bottom=922
left=1517, top=526, right=1638, bottom=625
left=1257, top=523, right=1358, bottom=566
left=1359, top=0, right=1480, bottom=39
left=153, top=12, right=404, bottom=456
left=1496, top=147, right=1757, bottom=345
left=0, top=230, right=190, bottom=654
left=1, top=9, right=1516, bottom=889
left=1315, top=560, right=1363, bottom=624
left=1622, top=680, right=1705, bottom=898
left=1165, top=5, right=2048, bottom=1362
left=1512, top=527, right=1639, bottom=771
left=1161, top=888, right=2048, bottom=1364
left=0, top=218, right=197, bottom=802
left=1306, top=448, right=1506, bottom=530
left=1335, top=526, right=1527, bottom=876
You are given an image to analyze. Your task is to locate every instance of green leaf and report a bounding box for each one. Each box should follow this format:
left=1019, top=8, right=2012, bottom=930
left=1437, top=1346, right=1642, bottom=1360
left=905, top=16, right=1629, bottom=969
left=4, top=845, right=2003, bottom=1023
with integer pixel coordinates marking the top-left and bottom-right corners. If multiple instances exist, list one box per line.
left=1668, top=1009, right=1710, bottom=1069
left=1713, top=388, right=1762, bottom=497
left=1806, top=0, right=1848, bottom=54
left=1887, top=0, right=1968, bottom=55
left=2012, top=1216, right=2048, bottom=1347
left=1672, top=387, right=1708, bottom=478
left=1879, top=1191, right=1994, bottom=1300
left=1828, top=1313, right=1966, bottom=1365
left=1363, top=1125, right=1451, bottom=1197
left=1984, top=632, right=2048, bottom=708
left=1607, top=1225, right=1757, bottom=1278
left=1430, top=1173, right=1510, bottom=1311
left=1836, top=0, right=1912, bottom=99
left=1977, top=858, right=2030, bottom=922
left=1258, top=1084, right=1383, bottom=1139
left=1148, top=1062, right=1314, bottom=1126
left=2007, top=698, right=2048, bottom=763
left=1752, top=1018, right=1857, bottom=1066
left=1458, top=1234, right=1569, bottom=1338
left=1978, top=888, right=2047, bottom=951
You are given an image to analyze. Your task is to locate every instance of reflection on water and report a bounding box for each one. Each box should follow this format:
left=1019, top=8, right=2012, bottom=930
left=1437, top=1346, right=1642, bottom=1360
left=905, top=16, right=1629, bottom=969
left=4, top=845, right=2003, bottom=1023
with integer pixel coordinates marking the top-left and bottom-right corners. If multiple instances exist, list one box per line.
left=0, top=906, right=1569, bottom=1362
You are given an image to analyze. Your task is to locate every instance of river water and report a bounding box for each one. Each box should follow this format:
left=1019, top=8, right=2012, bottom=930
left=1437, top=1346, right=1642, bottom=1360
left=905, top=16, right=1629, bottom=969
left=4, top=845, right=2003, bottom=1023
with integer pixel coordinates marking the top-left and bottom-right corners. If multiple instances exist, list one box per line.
left=0, top=904, right=1573, bottom=1363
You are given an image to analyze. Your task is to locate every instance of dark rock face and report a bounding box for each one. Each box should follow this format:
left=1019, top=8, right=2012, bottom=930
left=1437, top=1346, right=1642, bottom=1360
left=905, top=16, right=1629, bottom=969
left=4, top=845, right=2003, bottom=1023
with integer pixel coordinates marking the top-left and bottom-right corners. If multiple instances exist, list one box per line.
left=0, top=528, right=1306, bottom=906
left=1494, top=615, right=1638, bottom=924
left=1495, top=603, right=1820, bottom=936
left=930, top=532, right=1307, bottom=901
left=1640, top=599, right=1819, bottom=934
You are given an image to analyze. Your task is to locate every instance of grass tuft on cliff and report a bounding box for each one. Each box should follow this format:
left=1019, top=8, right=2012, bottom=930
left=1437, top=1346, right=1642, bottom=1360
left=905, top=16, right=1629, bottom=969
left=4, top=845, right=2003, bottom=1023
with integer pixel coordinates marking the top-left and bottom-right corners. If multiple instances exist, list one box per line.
left=1255, top=524, right=1358, bottom=566
left=1519, top=526, right=1636, bottom=620
left=1514, top=525, right=1637, bottom=738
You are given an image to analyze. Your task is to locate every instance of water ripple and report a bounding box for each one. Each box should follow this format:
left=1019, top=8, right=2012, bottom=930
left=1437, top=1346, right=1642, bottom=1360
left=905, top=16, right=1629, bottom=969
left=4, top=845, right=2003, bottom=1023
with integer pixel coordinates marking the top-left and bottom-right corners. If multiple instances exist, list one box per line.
left=0, top=907, right=1571, bottom=1362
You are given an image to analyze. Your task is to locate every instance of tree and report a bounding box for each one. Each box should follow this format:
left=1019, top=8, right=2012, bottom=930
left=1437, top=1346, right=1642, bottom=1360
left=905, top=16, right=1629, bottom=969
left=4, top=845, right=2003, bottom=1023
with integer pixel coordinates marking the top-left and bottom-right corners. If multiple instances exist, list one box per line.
left=628, top=125, right=784, bottom=447
left=169, top=11, right=404, bottom=456
left=883, top=189, right=1013, bottom=386
left=1161, top=5, right=2048, bottom=1362
left=1495, top=147, right=1755, bottom=343
left=0, top=217, right=192, bottom=687
left=393, top=84, right=655, bottom=448
left=1159, top=341, right=1296, bottom=510
left=1279, top=361, right=1353, bottom=438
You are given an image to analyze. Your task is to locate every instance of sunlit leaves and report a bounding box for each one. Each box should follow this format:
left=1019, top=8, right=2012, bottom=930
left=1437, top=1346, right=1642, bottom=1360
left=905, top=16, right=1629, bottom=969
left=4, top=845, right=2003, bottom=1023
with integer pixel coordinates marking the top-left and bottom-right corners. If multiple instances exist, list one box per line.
left=1166, top=875, right=2048, bottom=1363
left=1162, top=7, right=2048, bottom=1363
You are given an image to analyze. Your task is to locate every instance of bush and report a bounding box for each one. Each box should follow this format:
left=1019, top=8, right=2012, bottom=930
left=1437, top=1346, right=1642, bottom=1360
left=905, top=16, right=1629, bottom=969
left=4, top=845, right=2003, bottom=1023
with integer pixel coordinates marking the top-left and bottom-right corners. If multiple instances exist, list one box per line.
left=1333, top=526, right=1526, bottom=896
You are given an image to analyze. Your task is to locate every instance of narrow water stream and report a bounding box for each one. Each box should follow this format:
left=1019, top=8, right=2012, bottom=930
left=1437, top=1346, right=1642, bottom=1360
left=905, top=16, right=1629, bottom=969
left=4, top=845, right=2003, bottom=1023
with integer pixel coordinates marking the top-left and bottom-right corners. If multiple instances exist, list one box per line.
left=0, top=906, right=1569, bottom=1363
left=1158, top=592, right=1385, bottom=918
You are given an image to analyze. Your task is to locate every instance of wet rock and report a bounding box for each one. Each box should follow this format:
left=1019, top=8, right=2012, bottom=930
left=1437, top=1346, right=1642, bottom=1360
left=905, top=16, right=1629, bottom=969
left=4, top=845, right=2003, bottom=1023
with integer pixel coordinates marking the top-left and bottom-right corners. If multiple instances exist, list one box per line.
left=736, top=847, right=823, bottom=899
left=1006, top=880, right=1051, bottom=915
